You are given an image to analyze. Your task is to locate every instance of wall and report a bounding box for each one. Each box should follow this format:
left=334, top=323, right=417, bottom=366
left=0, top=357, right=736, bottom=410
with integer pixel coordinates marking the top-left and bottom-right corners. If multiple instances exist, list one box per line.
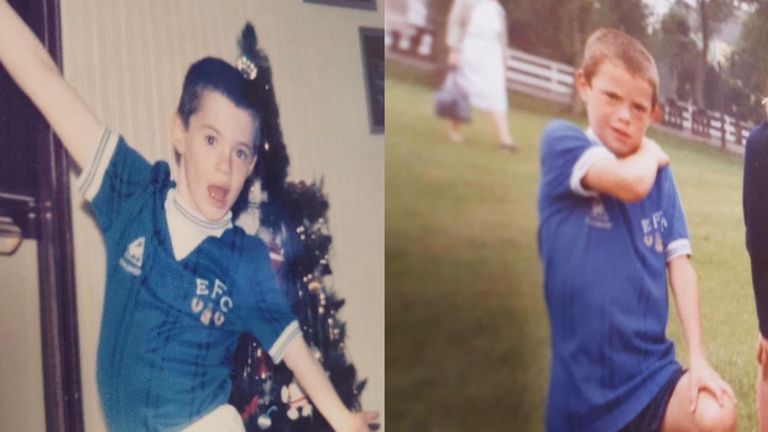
left=60, top=1, right=384, bottom=430
left=0, top=240, right=46, bottom=432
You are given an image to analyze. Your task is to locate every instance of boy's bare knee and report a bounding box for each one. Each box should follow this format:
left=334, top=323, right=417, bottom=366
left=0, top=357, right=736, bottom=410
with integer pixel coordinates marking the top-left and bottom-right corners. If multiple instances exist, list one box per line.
left=694, top=393, right=737, bottom=432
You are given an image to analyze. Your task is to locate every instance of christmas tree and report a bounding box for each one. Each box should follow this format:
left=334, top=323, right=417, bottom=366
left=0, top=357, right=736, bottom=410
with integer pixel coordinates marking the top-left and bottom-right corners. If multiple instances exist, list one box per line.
left=227, top=23, right=366, bottom=431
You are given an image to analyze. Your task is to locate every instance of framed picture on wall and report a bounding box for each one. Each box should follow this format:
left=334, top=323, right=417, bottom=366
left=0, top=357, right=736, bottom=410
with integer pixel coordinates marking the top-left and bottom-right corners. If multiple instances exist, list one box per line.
left=303, top=0, right=376, bottom=11
left=359, top=27, right=384, bottom=134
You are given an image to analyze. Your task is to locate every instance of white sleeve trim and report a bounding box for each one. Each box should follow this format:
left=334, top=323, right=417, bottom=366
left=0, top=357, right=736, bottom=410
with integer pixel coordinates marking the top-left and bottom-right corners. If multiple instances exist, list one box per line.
left=569, top=145, right=616, bottom=197
left=666, top=238, right=692, bottom=262
left=268, top=320, right=301, bottom=363
left=76, top=128, right=118, bottom=201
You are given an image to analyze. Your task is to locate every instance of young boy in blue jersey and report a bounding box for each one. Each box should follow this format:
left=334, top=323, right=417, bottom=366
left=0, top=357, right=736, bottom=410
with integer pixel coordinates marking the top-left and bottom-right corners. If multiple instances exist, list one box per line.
left=538, top=28, right=737, bottom=431
left=0, top=2, right=376, bottom=431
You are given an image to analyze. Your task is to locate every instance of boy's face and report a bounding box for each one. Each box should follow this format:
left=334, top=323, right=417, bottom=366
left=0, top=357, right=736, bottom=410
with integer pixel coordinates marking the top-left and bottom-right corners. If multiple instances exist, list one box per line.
left=576, top=60, right=655, bottom=157
left=173, top=90, right=258, bottom=222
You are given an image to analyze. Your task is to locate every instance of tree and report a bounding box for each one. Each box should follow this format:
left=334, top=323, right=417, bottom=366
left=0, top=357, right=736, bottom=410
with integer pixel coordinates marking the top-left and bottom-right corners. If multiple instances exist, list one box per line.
left=229, top=181, right=366, bottom=432
left=649, top=7, right=699, bottom=104
left=729, top=0, right=768, bottom=121
left=557, top=0, right=596, bottom=113
left=690, top=0, right=737, bottom=106
left=593, top=0, right=649, bottom=43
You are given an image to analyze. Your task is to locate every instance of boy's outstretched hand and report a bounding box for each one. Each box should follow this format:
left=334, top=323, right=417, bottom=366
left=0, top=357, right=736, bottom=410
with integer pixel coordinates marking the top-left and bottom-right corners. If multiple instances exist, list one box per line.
left=688, top=357, right=737, bottom=412
left=340, top=410, right=379, bottom=432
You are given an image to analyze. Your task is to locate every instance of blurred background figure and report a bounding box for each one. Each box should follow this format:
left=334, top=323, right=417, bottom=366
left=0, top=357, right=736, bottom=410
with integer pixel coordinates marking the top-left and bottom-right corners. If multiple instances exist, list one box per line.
left=446, top=0, right=515, bottom=150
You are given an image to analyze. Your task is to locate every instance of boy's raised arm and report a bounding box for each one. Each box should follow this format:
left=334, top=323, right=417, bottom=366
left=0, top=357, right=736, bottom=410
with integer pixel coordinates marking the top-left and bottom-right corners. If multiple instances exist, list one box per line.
left=0, top=0, right=102, bottom=168
left=283, top=336, right=378, bottom=432
left=582, top=137, right=669, bottom=203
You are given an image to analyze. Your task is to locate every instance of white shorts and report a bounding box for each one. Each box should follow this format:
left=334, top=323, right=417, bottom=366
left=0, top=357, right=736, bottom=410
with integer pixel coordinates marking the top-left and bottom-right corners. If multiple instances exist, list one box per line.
left=182, top=404, right=245, bottom=432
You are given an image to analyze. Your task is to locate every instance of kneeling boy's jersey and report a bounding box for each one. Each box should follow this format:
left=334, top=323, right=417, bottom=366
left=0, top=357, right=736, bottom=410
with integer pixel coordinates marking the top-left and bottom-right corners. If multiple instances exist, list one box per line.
left=77, top=130, right=300, bottom=431
left=537, top=120, right=691, bottom=432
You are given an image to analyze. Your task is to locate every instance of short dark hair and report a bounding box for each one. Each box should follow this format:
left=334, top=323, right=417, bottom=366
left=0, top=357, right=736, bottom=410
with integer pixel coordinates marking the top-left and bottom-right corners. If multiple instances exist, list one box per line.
left=176, top=57, right=261, bottom=145
left=581, top=28, right=659, bottom=107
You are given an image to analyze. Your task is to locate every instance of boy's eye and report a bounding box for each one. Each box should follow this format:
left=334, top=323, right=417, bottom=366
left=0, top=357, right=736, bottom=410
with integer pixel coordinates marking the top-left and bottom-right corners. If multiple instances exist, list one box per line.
left=205, top=135, right=216, bottom=146
left=235, top=148, right=251, bottom=161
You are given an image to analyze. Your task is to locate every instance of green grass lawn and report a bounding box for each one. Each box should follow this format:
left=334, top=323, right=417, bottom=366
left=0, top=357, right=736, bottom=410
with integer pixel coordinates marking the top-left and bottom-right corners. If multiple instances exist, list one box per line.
left=385, top=63, right=757, bottom=431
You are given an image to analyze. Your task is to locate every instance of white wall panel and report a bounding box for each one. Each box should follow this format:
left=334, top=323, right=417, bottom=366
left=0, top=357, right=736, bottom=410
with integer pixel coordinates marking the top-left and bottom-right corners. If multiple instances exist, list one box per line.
left=0, top=240, right=46, bottom=432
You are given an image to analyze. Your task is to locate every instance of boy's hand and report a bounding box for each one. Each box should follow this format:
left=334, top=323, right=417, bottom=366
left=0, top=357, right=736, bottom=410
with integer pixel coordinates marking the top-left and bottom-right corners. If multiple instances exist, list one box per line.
left=338, top=410, right=379, bottom=432
left=757, top=333, right=768, bottom=382
left=688, top=358, right=736, bottom=412
left=641, top=137, right=669, bottom=168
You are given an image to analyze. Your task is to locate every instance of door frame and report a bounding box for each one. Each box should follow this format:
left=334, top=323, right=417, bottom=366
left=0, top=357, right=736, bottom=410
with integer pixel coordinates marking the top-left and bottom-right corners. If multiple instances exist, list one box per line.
left=13, top=0, right=86, bottom=430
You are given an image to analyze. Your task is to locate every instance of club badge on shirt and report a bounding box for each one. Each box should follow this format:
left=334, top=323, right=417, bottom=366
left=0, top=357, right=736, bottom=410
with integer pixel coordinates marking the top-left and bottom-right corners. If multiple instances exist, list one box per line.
left=191, top=278, right=234, bottom=327
left=119, top=237, right=145, bottom=276
left=586, top=198, right=612, bottom=229
left=641, top=211, right=667, bottom=254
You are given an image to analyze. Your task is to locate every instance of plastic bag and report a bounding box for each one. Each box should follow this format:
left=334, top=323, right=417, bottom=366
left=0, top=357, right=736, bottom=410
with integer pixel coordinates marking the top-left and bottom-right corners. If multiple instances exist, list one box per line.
left=433, top=71, right=471, bottom=123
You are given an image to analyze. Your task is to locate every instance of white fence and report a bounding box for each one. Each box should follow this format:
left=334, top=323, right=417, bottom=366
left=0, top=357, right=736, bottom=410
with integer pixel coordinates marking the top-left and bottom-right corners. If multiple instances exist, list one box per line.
left=505, top=48, right=574, bottom=104
left=386, top=23, right=754, bottom=149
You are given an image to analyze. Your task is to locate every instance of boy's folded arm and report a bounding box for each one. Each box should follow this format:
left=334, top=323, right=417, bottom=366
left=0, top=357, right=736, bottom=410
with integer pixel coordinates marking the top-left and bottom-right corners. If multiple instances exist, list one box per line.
left=0, top=0, right=102, bottom=169
left=581, top=141, right=663, bottom=203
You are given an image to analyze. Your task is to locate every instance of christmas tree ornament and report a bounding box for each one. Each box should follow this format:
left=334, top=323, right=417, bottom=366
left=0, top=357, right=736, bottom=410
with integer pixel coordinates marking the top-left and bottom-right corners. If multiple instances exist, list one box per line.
left=257, top=406, right=277, bottom=430
left=281, top=381, right=313, bottom=420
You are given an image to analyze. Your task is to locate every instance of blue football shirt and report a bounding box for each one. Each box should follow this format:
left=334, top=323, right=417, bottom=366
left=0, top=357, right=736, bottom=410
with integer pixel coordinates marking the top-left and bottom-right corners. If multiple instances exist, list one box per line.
left=77, top=129, right=300, bottom=431
left=537, top=120, right=690, bottom=431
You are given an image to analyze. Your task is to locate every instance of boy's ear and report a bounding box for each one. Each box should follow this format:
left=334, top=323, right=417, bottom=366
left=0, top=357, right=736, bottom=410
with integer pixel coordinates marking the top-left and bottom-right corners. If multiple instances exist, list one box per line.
left=651, top=104, right=662, bottom=123
left=574, top=69, right=589, bottom=102
left=171, top=113, right=186, bottom=155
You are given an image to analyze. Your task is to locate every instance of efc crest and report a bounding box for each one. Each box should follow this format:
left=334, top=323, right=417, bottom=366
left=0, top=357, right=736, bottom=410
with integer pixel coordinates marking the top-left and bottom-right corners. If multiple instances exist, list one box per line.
left=191, top=278, right=234, bottom=327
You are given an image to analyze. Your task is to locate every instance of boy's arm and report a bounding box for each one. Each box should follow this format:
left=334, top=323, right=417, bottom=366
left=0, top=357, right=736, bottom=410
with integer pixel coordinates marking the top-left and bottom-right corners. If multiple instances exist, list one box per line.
left=0, top=0, right=102, bottom=168
left=582, top=137, right=669, bottom=203
left=283, top=337, right=378, bottom=432
left=667, top=255, right=736, bottom=410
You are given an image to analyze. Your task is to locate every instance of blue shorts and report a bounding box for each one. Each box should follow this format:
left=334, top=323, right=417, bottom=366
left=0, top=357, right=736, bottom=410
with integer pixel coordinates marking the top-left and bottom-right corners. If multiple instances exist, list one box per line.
left=620, top=366, right=685, bottom=432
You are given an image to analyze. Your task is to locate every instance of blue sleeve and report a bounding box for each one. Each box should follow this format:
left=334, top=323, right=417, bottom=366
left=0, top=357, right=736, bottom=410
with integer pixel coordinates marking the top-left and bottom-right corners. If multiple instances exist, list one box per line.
left=538, top=120, right=615, bottom=230
left=659, top=167, right=691, bottom=261
left=81, top=132, right=152, bottom=233
left=539, top=120, right=593, bottom=203
left=236, top=237, right=300, bottom=363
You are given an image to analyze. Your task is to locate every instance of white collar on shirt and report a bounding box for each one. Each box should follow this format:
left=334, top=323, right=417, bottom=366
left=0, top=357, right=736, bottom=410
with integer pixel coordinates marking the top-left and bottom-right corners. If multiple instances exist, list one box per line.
left=584, top=127, right=605, bottom=148
left=164, top=188, right=232, bottom=261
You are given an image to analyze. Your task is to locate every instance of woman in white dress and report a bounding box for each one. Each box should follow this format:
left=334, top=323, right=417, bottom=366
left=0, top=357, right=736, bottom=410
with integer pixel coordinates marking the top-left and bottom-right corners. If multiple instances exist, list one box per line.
left=446, top=0, right=515, bottom=150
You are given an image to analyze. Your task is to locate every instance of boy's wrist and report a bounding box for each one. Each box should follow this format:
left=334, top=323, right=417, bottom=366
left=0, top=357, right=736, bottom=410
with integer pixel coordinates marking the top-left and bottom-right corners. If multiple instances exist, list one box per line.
left=689, top=350, right=708, bottom=368
left=329, top=410, right=358, bottom=432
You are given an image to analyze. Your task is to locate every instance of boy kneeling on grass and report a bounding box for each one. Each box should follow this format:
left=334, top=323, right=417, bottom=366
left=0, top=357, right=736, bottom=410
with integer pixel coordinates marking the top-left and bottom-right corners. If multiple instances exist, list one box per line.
left=0, top=2, right=377, bottom=431
left=537, top=28, right=736, bottom=432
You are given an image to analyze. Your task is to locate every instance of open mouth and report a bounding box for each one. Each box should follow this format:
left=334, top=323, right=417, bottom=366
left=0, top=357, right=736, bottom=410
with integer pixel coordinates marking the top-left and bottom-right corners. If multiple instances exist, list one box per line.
left=207, top=185, right=229, bottom=209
